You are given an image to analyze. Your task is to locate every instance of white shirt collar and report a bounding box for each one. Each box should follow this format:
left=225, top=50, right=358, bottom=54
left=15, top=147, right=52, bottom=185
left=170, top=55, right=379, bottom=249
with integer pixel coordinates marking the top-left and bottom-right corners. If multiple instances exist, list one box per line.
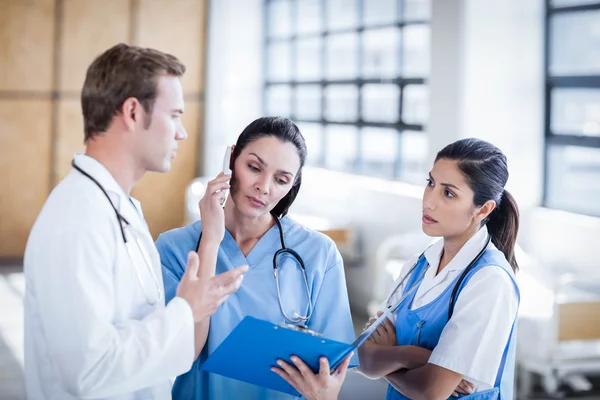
left=72, top=153, right=135, bottom=214
left=424, top=225, right=490, bottom=273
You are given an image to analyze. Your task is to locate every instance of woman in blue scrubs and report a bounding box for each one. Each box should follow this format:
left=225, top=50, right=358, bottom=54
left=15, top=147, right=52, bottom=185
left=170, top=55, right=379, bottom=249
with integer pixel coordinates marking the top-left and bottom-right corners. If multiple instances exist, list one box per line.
left=156, top=117, right=355, bottom=399
left=280, top=138, right=520, bottom=400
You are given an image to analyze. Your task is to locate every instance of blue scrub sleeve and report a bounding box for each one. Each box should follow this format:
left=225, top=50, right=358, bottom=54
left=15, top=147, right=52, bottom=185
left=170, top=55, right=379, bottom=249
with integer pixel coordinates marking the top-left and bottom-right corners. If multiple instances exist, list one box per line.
left=162, top=265, right=181, bottom=305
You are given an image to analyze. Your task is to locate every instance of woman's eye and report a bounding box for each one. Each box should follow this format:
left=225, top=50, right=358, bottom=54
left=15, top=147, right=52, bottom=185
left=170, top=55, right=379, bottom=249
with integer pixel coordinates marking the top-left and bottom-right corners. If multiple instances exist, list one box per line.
left=425, top=178, right=434, bottom=187
left=249, top=164, right=260, bottom=172
left=275, top=178, right=287, bottom=185
left=445, top=190, right=455, bottom=198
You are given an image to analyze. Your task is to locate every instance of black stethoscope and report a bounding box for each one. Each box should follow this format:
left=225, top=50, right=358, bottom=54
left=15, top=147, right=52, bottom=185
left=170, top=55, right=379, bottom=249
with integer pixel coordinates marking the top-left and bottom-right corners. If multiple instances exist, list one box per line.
left=196, top=213, right=313, bottom=324
left=71, top=160, right=163, bottom=305
left=384, top=234, right=492, bottom=319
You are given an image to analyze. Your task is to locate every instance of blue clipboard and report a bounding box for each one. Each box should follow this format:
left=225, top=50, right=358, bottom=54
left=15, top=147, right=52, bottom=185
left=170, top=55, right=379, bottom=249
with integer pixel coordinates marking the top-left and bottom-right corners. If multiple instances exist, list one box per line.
left=201, top=307, right=396, bottom=396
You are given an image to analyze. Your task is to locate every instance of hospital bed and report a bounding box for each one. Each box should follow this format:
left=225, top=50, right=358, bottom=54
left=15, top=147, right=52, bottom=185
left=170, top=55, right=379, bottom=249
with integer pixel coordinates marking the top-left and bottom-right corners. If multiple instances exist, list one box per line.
left=367, top=230, right=435, bottom=316
left=517, top=269, right=600, bottom=397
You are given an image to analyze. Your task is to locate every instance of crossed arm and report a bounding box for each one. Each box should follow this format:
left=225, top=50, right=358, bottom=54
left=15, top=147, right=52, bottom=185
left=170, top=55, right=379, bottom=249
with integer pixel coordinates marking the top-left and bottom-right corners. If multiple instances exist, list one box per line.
left=356, top=314, right=475, bottom=400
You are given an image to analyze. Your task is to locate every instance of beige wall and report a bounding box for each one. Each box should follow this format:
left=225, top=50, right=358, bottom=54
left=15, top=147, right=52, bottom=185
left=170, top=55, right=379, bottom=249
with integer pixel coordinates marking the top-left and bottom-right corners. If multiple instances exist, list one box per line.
left=0, top=0, right=207, bottom=258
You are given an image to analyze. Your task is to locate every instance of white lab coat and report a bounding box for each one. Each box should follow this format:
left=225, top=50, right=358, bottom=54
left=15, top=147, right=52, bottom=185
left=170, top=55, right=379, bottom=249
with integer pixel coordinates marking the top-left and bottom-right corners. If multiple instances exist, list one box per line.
left=24, top=153, right=195, bottom=400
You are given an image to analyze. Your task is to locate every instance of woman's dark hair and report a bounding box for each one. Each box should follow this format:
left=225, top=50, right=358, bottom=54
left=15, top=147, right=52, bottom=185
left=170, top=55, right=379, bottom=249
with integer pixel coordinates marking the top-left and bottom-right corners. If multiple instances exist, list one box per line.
left=436, top=138, right=520, bottom=272
left=230, top=116, right=307, bottom=218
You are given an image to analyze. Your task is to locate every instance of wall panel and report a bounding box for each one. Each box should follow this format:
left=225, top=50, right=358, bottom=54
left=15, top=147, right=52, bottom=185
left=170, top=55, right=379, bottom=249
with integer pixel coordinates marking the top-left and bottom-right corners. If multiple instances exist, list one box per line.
left=0, top=0, right=207, bottom=257
left=135, top=0, right=206, bottom=93
left=59, top=0, right=131, bottom=92
left=0, top=0, right=55, bottom=92
left=54, top=99, right=85, bottom=182
left=0, top=100, right=52, bottom=257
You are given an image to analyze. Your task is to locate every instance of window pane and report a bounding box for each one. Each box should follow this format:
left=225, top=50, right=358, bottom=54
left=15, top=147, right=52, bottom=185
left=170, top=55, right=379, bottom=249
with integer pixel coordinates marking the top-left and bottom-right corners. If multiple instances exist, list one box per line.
left=297, top=123, right=324, bottom=164
left=326, top=33, right=359, bottom=79
left=403, top=85, right=429, bottom=125
left=266, top=85, right=292, bottom=116
left=550, top=10, right=600, bottom=76
left=398, top=131, right=428, bottom=184
left=325, top=125, right=358, bottom=171
left=360, top=128, right=398, bottom=178
left=547, top=145, right=600, bottom=216
left=362, top=84, right=400, bottom=122
left=363, top=0, right=397, bottom=26
left=402, top=0, right=431, bottom=21
left=268, top=0, right=292, bottom=38
left=296, top=38, right=322, bottom=81
left=327, top=0, right=358, bottom=31
left=551, top=88, right=600, bottom=136
left=325, top=85, right=358, bottom=122
left=402, top=25, right=430, bottom=76
left=551, top=0, right=600, bottom=7
left=295, top=85, right=322, bottom=120
left=267, top=42, right=292, bottom=81
left=362, top=28, right=399, bottom=79
left=263, top=0, right=432, bottom=182
left=297, top=0, right=322, bottom=35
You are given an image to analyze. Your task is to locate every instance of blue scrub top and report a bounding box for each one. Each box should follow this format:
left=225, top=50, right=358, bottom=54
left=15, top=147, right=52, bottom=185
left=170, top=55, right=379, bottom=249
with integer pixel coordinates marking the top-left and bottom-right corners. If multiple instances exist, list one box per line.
left=386, top=250, right=519, bottom=400
left=156, top=216, right=356, bottom=400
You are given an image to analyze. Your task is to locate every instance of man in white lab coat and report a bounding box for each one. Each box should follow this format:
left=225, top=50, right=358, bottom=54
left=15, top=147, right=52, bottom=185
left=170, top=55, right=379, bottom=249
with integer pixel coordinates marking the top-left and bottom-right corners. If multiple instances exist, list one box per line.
left=23, top=43, right=247, bottom=399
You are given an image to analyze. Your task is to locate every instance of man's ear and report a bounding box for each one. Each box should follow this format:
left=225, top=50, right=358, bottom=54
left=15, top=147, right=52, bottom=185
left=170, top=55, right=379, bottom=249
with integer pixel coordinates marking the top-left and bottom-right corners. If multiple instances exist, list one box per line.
left=121, top=97, right=141, bottom=131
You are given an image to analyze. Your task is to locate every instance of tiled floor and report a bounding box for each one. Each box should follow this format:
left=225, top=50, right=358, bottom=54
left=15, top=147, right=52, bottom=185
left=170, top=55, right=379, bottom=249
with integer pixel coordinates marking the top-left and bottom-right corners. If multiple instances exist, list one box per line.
left=0, top=268, right=26, bottom=400
left=1, top=266, right=599, bottom=400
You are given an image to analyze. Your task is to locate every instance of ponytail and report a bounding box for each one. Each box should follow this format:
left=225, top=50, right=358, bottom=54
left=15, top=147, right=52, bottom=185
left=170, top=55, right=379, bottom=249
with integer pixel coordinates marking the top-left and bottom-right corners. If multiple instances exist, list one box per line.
left=436, top=139, right=520, bottom=272
left=487, top=189, right=520, bottom=272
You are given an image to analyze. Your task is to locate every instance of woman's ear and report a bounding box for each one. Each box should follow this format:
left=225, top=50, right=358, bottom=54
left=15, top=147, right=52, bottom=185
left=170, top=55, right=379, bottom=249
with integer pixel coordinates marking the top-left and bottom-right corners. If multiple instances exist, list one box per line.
left=475, top=199, right=496, bottom=223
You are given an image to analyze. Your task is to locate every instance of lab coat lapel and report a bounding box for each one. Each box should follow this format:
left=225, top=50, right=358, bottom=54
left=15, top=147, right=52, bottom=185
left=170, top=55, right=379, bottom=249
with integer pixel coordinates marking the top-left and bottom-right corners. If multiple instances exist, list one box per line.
left=71, top=153, right=163, bottom=296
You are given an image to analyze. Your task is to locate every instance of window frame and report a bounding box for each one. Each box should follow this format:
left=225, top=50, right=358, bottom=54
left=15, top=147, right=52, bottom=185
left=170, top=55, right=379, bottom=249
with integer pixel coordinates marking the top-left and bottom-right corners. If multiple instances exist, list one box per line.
left=543, top=0, right=600, bottom=216
left=262, top=0, right=430, bottom=180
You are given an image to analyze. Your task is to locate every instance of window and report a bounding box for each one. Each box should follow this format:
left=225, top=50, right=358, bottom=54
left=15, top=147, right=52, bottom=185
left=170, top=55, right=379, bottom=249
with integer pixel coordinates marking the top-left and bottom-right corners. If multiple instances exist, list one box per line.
left=263, top=0, right=431, bottom=182
left=544, top=0, right=600, bottom=216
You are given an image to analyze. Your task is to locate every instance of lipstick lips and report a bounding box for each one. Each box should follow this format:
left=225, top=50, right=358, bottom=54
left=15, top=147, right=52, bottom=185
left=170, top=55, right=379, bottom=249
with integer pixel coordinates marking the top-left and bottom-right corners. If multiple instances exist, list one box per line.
left=248, top=196, right=265, bottom=207
left=422, top=213, right=438, bottom=224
